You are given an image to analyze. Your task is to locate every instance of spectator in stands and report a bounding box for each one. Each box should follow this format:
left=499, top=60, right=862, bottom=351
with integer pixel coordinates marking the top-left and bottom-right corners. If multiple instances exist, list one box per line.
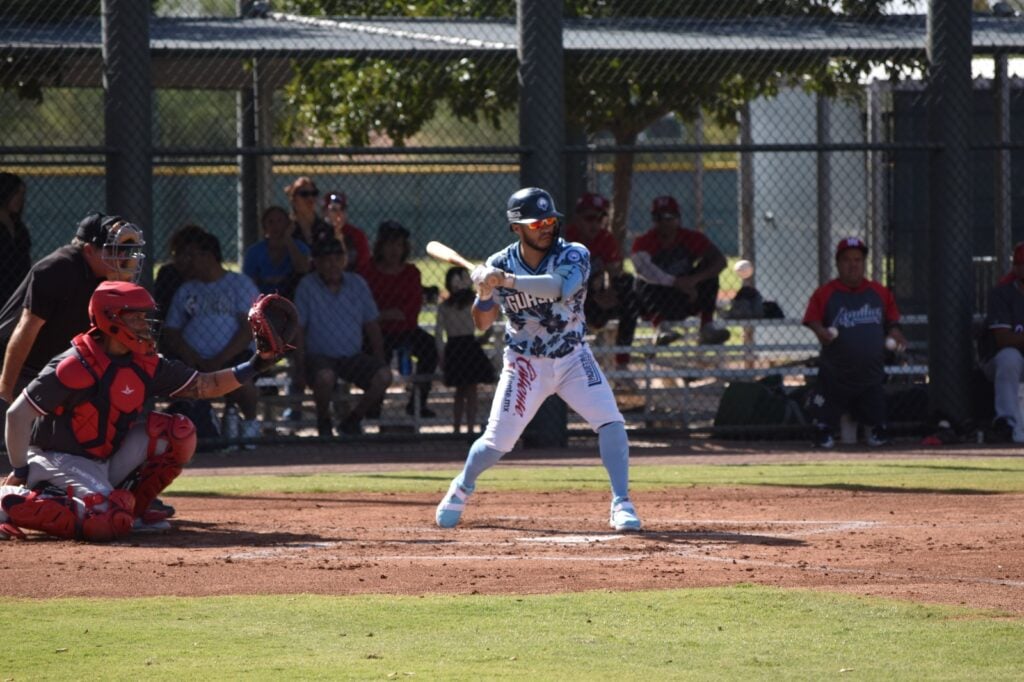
left=564, top=191, right=638, bottom=371
left=980, top=241, right=1024, bottom=443
left=293, top=237, right=392, bottom=437
left=0, top=172, right=32, bottom=306
left=364, top=220, right=439, bottom=418
left=631, top=195, right=730, bottom=346
left=154, top=223, right=208, bottom=324
left=803, top=237, right=906, bottom=449
left=243, top=205, right=310, bottom=299
left=323, top=191, right=371, bottom=274
left=285, top=176, right=331, bottom=246
left=162, top=231, right=262, bottom=447
left=436, top=265, right=496, bottom=435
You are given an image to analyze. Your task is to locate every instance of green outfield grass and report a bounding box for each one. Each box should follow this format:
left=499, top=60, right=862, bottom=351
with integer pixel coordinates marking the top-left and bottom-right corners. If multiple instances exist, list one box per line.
left=3, top=587, right=1021, bottom=680
left=7, top=458, right=1023, bottom=679
left=170, top=458, right=1024, bottom=497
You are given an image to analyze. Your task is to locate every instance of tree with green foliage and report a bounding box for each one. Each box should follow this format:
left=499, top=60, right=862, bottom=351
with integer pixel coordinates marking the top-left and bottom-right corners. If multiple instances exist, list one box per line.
left=279, top=1, right=921, bottom=244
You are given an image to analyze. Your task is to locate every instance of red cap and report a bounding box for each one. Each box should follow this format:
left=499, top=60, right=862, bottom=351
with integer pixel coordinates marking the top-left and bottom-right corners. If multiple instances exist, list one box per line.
left=575, top=192, right=609, bottom=215
left=1013, top=242, right=1024, bottom=265
left=835, top=236, right=868, bottom=259
left=651, top=195, right=680, bottom=217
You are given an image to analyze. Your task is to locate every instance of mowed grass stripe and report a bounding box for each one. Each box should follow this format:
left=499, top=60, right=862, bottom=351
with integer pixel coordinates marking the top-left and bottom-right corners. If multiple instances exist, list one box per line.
left=167, top=458, right=1024, bottom=497
left=2, top=587, right=1021, bottom=680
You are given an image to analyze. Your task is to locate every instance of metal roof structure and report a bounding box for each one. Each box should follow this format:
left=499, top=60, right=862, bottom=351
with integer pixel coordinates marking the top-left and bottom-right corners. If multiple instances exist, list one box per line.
left=3, top=13, right=1024, bottom=89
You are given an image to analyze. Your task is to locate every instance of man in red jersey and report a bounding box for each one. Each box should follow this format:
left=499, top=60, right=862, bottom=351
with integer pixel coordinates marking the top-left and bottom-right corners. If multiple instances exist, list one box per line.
left=563, top=192, right=638, bottom=372
left=631, top=195, right=729, bottom=346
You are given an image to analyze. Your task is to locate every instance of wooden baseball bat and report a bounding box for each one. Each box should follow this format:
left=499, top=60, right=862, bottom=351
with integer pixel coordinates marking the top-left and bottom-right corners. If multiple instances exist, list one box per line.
left=425, top=241, right=503, bottom=287
left=426, top=240, right=476, bottom=271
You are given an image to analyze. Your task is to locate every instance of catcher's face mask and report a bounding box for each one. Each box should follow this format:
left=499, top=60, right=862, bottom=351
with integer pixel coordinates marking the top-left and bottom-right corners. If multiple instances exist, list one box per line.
left=90, top=281, right=160, bottom=355
left=101, top=220, right=146, bottom=283
left=111, top=309, right=162, bottom=355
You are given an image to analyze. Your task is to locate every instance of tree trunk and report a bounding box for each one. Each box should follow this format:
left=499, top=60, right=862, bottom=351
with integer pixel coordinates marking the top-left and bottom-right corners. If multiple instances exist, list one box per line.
left=610, top=129, right=638, bottom=253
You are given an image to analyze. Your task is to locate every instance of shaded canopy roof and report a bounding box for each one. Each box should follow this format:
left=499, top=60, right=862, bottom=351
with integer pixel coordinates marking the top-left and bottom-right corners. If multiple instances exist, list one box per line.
left=3, top=13, right=1024, bottom=89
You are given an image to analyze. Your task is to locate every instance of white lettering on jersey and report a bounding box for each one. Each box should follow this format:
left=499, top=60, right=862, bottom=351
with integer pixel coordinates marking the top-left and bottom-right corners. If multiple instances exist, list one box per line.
left=503, top=291, right=556, bottom=314
left=834, top=304, right=882, bottom=328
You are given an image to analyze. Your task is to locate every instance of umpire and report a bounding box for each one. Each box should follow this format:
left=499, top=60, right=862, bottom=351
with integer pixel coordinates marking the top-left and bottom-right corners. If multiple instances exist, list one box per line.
left=0, top=212, right=145, bottom=413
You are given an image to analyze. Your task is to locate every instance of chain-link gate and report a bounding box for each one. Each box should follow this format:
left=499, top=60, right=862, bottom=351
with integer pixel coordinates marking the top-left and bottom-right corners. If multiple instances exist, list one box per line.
left=1, top=1, right=1020, bottom=451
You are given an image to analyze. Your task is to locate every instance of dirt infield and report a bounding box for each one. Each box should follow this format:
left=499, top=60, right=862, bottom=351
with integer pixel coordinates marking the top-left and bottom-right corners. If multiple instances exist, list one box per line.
left=1, top=441, right=1023, bottom=614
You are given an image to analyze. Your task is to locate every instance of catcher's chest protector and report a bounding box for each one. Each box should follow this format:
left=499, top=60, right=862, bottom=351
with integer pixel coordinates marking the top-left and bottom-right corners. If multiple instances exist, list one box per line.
left=55, top=333, right=158, bottom=458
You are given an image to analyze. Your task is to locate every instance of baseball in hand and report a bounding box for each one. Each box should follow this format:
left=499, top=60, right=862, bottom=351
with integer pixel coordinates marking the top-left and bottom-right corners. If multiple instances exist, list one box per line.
left=885, top=336, right=898, bottom=351
left=733, top=259, right=754, bottom=280
left=827, top=326, right=839, bottom=339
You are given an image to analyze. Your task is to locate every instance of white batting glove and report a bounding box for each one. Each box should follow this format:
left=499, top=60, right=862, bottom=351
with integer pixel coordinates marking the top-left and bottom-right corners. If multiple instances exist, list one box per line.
left=475, top=265, right=513, bottom=288
left=470, top=264, right=490, bottom=286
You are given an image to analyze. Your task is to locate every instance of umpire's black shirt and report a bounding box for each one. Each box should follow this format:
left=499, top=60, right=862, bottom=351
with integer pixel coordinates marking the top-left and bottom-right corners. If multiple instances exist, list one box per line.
left=0, top=245, right=104, bottom=377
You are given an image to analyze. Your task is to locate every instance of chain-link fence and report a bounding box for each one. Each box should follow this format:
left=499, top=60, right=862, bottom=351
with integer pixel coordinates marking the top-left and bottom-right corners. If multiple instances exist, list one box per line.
left=1, top=1, right=1019, bottom=451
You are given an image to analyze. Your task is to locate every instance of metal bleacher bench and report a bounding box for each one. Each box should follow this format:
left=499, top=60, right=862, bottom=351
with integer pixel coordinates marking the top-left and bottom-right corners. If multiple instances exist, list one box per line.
left=241, top=314, right=931, bottom=436
left=584, top=314, right=930, bottom=429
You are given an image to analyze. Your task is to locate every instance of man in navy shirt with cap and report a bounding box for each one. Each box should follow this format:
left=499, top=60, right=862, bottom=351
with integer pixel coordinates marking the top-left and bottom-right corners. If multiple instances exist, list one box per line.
left=803, top=237, right=907, bottom=448
left=981, top=242, right=1024, bottom=442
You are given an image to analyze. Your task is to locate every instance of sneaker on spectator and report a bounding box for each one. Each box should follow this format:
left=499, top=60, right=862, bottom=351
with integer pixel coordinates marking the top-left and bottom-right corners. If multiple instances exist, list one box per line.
left=866, top=425, right=890, bottom=447
left=813, top=428, right=835, bottom=449
left=988, top=416, right=1014, bottom=444
left=609, top=497, right=642, bottom=532
left=654, top=322, right=682, bottom=346
left=698, top=324, right=731, bottom=345
left=436, top=477, right=474, bottom=528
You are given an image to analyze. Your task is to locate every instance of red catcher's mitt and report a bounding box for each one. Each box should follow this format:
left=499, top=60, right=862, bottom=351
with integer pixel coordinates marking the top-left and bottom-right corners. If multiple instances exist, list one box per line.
left=248, top=294, right=299, bottom=356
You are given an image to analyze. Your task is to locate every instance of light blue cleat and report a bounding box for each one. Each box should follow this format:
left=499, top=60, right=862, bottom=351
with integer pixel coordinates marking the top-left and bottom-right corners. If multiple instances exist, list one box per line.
left=436, top=477, right=475, bottom=528
left=609, top=497, right=642, bottom=532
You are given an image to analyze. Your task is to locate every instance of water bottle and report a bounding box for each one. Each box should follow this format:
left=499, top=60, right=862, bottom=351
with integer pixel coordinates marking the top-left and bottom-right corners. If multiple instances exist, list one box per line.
left=224, top=405, right=240, bottom=444
left=398, top=347, right=413, bottom=376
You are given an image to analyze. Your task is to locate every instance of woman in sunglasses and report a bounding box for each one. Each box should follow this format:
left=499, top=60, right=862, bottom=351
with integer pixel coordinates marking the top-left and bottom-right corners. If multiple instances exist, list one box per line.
left=284, top=176, right=332, bottom=247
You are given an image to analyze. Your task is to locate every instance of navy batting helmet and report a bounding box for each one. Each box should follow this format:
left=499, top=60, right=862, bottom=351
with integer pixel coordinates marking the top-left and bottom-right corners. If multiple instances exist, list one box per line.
left=506, top=187, right=563, bottom=225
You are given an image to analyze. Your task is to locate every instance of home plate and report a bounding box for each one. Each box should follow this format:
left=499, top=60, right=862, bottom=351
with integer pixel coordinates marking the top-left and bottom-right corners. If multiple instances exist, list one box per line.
left=519, top=535, right=624, bottom=544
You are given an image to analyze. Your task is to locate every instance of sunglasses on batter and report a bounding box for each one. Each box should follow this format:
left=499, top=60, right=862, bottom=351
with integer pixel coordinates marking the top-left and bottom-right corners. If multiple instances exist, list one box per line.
left=522, top=216, right=559, bottom=230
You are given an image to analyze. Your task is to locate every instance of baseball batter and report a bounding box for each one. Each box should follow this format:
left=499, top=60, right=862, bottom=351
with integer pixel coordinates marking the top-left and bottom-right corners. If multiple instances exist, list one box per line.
left=435, top=187, right=641, bottom=532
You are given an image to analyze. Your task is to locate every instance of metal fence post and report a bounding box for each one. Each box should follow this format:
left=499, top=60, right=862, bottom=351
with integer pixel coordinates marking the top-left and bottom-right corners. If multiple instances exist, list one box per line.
left=102, top=0, right=153, bottom=285
left=518, top=0, right=568, bottom=448
left=816, top=94, right=832, bottom=287
left=926, top=0, right=974, bottom=425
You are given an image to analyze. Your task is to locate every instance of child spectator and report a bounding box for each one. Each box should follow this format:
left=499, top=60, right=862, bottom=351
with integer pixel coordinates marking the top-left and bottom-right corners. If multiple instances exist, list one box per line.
left=323, top=191, right=371, bottom=274
left=436, top=266, right=496, bottom=435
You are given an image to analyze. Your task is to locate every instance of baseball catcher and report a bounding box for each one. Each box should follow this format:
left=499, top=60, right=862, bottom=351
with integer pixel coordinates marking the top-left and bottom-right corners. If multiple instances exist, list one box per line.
left=0, top=281, right=287, bottom=541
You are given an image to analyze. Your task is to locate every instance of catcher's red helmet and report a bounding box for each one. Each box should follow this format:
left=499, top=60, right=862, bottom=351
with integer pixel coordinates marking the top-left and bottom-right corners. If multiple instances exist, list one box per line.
left=89, top=281, right=159, bottom=355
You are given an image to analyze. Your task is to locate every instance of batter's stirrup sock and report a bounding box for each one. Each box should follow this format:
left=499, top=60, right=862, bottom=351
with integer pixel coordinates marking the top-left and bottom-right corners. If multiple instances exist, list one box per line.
left=598, top=421, right=630, bottom=500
